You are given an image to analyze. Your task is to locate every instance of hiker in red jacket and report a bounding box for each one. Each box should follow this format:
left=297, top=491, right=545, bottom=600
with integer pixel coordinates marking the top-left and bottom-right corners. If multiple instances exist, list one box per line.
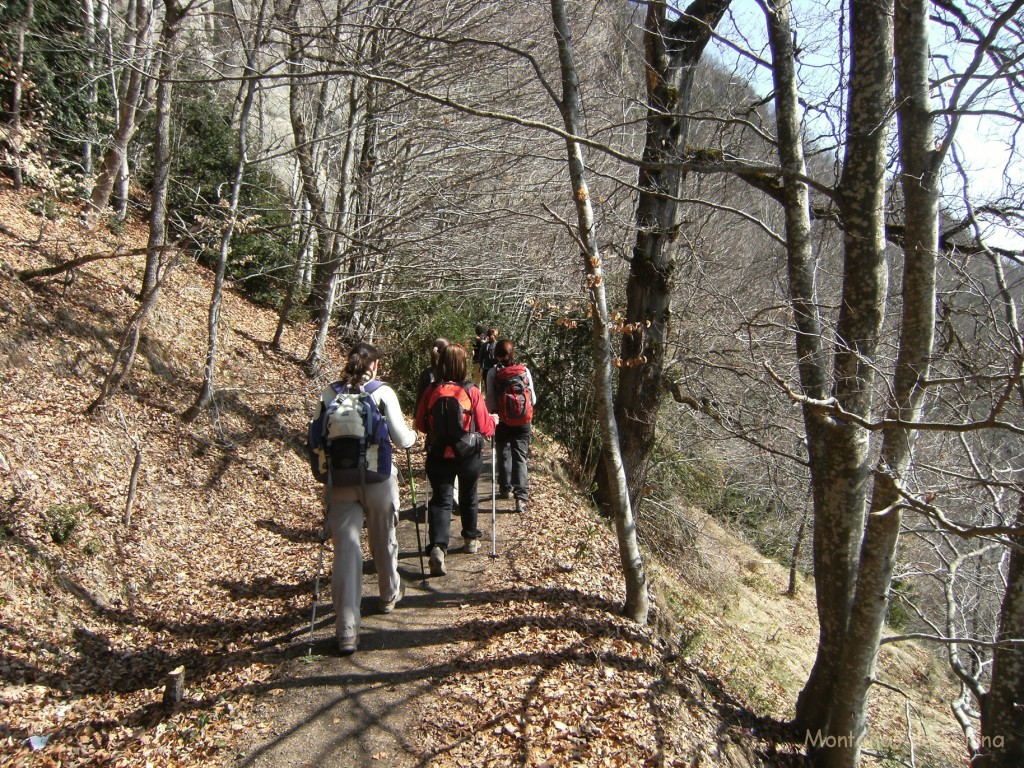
left=486, top=339, right=536, bottom=513
left=414, top=343, right=496, bottom=575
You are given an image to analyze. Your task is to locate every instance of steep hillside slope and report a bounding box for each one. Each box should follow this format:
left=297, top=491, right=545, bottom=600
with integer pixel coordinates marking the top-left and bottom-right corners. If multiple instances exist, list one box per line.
left=0, top=181, right=334, bottom=765
left=0, top=181, right=964, bottom=767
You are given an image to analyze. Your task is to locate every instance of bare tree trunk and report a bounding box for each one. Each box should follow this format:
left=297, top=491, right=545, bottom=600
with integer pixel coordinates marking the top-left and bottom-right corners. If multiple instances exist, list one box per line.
left=339, top=76, right=376, bottom=340
left=823, top=0, right=937, bottom=762
left=285, top=0, right=335, bottom=312
left=272, top=161, right=312, bottom=349
left=140, top=0, right=187, bottom=299
left=550, top=0, right=647, bottom=623
left=800, top=0, right=894, bottom=740
left=88, top=250, right=178, bottom=413
left=183, top=0, right=269, bottom=421
left=606, top=0, right=730, bottom=513
left=788, top=504, right=809, bottom=597
left=83, top=0, right=97, bottom=176
left=86, top=0, right=152, bottom=225
left=306, top=78, right=364, bottom=370
left=305, top=0, right=351, bottom=304
left=9, top=0, right=33, bottom=191
left=284, top=0, right=340, bottom=375
left=761, top=0, right=895, bottom=741
left=762, top=0, right=839, bottom=732
left=978, top=505, right=1024, bottom=767
left=764, top=0, right=831, bottom=618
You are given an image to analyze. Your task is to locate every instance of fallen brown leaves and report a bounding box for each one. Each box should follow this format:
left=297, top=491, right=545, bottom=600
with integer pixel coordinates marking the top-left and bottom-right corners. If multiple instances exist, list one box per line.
left=0, top=181, right=730, bottom=768
left=0, top=182, right=325, bottom=767
left=410, top=476, right=718, bottom=767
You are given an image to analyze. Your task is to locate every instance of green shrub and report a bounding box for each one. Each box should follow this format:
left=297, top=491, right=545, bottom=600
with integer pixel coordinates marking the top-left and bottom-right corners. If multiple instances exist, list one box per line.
left=382, top=293, right=494, bottom=405
left=525, top=303, right=597, bottom=475
left=45, top=503, right=88, bottom=544
left=643, top=448, right=794, bottom=559
left=886, top=579, right=915, bottom=631
left=106, top=217, right=126, bottom=237
left=0, top=0, right=113, bottom=172
left=82, top=538, right=102, bottom=557
left=27, top=193, right=60, bottom=219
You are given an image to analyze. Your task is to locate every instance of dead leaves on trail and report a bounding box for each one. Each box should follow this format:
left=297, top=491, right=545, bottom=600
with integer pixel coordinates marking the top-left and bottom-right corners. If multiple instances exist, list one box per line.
left=414, top=480, right=688, bottom=768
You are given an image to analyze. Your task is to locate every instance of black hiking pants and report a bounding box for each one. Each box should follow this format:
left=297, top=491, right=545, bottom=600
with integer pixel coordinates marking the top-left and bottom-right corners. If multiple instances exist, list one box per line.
left=425, top=449, right=483, bottom=552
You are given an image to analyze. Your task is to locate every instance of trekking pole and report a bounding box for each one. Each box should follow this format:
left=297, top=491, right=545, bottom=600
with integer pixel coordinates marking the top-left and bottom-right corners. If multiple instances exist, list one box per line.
left=309, top=452, right=333, bottom=655
left=490, top=438, right=498, bottom=558
left=308, top=514, right=327, bottom=655
left=406, top=447, right=426, bottom=578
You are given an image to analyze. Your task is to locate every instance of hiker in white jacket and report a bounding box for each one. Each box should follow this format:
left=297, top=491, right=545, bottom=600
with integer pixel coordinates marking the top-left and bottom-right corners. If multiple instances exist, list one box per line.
left=315, top=341, right=416, bottom=655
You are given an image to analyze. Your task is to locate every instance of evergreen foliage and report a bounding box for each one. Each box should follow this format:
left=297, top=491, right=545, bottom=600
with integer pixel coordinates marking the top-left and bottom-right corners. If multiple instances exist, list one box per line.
left=135, top=86, right=295, bottom=307
left=527, top=303, right=598, bottom=478
left=0, top=0, right=111, bottom=173
left=383, top=292, right=496, bottom=404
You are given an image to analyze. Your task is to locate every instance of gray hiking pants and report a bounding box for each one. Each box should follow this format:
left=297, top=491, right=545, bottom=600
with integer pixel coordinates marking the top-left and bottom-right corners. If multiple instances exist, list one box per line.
left=326, top=477, right=402, bottom=645
left=495, top=422, right=530, bottom=500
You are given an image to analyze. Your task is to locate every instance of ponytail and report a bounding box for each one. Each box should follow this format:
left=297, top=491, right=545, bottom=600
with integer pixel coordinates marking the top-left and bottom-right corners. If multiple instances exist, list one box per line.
left=341, top=342, right=379, bottom=387
left=431, top=338, right=450, bottom=370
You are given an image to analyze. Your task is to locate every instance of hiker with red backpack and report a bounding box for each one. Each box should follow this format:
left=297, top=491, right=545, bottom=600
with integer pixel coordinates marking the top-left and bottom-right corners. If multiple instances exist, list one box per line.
left=414, top=343, right=496, bottom=576
left=486, top=339, right=536, bottom=513
left=308, top=342, right=416, bottom=655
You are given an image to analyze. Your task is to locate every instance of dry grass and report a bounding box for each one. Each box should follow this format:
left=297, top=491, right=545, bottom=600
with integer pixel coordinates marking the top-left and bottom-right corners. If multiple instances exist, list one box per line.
left=649, top=503, right=966, bottom=766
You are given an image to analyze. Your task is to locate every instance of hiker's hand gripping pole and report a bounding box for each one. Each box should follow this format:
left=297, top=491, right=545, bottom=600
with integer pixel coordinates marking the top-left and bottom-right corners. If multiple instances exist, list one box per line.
left=406, top=447, right=426, bottom=578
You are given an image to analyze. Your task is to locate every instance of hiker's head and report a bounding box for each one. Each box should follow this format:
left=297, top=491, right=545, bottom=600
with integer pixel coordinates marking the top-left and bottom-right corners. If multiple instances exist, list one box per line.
left=430, top=338, right=450, bottom=368
left=436, top=343, right=468, bottom=383
left=344, top=341, right=379, bottom=384
left=487, top=327, right=498, bottom=341
left=475, top=324, right=485, bottom=336
left=495, top=339, right=515, bottom=365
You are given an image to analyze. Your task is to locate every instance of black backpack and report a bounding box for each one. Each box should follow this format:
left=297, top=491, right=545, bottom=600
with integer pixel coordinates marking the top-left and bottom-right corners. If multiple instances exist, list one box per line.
left=481, top=340, right=497, bottom=370
left=425, top=381, right=480, bottom=460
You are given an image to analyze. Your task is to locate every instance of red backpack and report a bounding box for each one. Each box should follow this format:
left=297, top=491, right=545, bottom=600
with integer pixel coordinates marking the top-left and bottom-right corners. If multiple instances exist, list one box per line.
left=494, top=364, right=533, bottom=426
left=425, top=381, right=480, bottom=459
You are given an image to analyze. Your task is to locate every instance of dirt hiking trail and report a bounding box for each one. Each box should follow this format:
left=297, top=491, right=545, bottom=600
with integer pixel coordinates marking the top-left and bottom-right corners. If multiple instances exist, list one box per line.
left=237, top=452, right=530, bottom=767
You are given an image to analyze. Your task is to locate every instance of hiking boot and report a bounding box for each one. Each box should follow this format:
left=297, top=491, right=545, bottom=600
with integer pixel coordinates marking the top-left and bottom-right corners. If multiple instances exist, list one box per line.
left=338, top=636, right=358, bottom=656
left=429, top=546, right=447, bottom=576
left=465, top=537, right=480, bottom=554
left=497, top=488, right=511, bottom=500
left=380, top=579, right=405, bottom=614
left=515, top=497, right=527, bottom=513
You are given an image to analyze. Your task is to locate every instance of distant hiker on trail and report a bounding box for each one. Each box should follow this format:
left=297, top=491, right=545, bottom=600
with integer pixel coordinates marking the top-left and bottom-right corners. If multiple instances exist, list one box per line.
left=470, top=324, right=486, bottom=388
left=486, top=339, right=536, bottom=513
left=414, top=343, right=496, bottom=575
left=416, top=337, right=449, bottom=404
left=479, top=327, right=499, bottom=394
left=309, top=342, right=416, bottom=655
